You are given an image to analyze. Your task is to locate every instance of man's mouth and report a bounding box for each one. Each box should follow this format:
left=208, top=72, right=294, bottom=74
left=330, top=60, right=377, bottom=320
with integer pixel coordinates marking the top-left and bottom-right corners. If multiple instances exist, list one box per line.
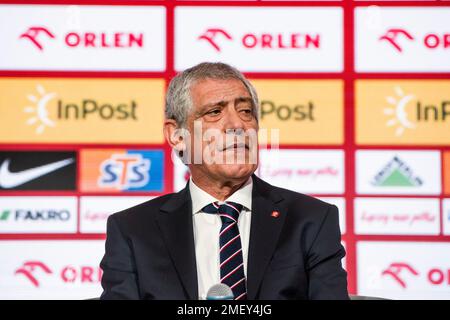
left=222, top=142, right=249, bottom=151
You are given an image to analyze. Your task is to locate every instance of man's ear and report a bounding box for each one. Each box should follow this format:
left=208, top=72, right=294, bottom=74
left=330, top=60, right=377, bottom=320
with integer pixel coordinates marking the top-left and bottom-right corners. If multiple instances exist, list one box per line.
left=163, top=119, right=186, bottom=156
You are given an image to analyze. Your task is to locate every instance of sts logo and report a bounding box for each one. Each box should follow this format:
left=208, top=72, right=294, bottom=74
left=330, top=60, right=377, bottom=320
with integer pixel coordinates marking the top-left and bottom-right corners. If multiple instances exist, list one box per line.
left=81, top=149, right=164, bottom=192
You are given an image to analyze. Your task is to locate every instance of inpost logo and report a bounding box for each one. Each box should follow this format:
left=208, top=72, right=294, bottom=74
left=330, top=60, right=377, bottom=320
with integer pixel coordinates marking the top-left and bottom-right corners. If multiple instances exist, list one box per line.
left=371, top=156, right=423, bottom=188
left=251, top=80, right=343, bottom=144
left=24, top=84, right=137, bottom=135
left=356, top=80, right=450, bottom=145
left=383, top=86, right=449, bottom=136
left=0, top=78, right=164, bottom=144
left=80, top=149, right=164, bottom=192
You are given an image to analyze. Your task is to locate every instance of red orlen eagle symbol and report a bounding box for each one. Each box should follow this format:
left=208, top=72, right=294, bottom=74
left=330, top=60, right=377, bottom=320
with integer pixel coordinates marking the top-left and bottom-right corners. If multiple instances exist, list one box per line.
left=19, top=26, right=56, bottom=51
left=15, top=261, right=53, bottom=287
left=381, top=262, right=419, bottom=289
left=379, top=28, right=414, bottom=53
left=198, top=28, right=233, bottom=52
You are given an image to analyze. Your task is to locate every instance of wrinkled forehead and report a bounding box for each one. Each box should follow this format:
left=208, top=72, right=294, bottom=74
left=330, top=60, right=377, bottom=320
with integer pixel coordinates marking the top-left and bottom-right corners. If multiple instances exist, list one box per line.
left=189, top=78, right=251, bottom=107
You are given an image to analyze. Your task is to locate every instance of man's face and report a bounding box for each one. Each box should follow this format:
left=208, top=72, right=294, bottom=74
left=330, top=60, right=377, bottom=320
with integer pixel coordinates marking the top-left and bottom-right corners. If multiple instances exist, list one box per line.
left=186, top=78, right=259, bottom=182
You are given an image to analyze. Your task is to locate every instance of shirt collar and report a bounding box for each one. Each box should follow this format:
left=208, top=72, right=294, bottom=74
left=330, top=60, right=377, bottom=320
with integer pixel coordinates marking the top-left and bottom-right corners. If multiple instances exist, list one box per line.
left=189, top=176, right=253, bottom=215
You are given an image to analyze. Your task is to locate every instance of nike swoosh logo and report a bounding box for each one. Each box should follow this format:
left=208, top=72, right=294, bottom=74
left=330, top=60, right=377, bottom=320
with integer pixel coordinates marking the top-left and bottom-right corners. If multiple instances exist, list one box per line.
left=0, top=158, right=74, bottom=188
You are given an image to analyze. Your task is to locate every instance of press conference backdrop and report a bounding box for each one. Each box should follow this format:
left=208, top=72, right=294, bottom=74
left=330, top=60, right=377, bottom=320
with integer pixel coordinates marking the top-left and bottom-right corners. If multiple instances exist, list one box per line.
left=0, top=1, right=449, bottom=300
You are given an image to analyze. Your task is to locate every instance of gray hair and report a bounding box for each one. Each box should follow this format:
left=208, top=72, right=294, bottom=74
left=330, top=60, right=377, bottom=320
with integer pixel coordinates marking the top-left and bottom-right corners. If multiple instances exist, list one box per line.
left=165, top=62, right=259, bottom=128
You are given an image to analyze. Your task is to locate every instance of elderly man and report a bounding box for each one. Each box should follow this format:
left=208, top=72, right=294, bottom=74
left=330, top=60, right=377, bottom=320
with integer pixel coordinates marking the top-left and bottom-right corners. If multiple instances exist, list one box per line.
left=100, top=62, right=348, bottom=300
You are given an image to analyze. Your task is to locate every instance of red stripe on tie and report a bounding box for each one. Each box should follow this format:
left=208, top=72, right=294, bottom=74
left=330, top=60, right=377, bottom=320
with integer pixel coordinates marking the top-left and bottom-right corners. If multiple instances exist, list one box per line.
left=220, top=234, right=240, bottom=252
left=235, top=292, right=247, bottom=300
left=220, top=249, right=242, bottom=268
left=220, top=222, right=236, bottom=236
left=219, top=214, right=237, bottom=223
left=224, top=202, right=241, bottom=214
left=230, top=277, right=246, bottom=290
left=221, top=263, right=244, bottom=282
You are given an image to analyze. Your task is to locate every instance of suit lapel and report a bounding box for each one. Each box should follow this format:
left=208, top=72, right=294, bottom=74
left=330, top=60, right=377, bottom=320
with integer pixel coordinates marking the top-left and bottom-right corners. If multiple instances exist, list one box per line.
left=156, top=186, right=198, bottom=300
left=247, top=175, right=286, bottom=300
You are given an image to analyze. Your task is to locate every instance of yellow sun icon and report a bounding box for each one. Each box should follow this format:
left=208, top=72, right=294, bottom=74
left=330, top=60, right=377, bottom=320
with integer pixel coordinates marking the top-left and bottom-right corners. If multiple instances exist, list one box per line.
left=23, top=85, right=57, bottom=134
left=383, top=86, right=416, bottom=137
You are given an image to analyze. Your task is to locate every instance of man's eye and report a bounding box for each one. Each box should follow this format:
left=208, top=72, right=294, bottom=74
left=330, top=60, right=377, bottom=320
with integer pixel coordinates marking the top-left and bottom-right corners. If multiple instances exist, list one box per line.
left=207, top=109, right=221, bottom=116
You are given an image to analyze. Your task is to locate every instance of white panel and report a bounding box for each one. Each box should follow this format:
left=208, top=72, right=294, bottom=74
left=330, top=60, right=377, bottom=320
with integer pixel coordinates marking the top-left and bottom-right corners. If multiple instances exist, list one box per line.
left=80, top=196, right=151, bottom=233
left=0, top=5, right=166, bottom=71
left=175, top=7, right=343, bottom=72
left=355, top=7, right=450, bottom=72
left=357, top=242, right=450, bottom=300
left=354, top=198, right=440, bottom=235
left=0, top=196, right=77, bottom=233
left=0, top=240, right=105, bottom=299
left=356, top=150, right=441, bottom=195
left=258, top=149, right=345, bottom=194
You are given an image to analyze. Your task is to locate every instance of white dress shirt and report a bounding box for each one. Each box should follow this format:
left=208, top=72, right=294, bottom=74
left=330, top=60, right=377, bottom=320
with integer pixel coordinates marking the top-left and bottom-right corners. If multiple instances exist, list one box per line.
left=190, top=177, right=253, bottom=300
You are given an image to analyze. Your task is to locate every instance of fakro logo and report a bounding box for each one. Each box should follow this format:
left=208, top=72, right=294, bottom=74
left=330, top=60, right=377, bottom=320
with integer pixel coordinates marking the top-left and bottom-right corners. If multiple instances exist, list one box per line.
left=198, top=28, right=320, bottom=52
left=9, top=209, right=70, bottom=221
left=15, top=261, right=103, bottom=288
left=379, top=28, right=450, bottom=52
left=19, top=25, right=144, bottom=51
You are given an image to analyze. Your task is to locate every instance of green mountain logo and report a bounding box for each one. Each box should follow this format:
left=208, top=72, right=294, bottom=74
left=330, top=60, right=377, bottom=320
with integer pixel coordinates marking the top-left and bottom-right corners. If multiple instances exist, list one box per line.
left=0, top=210, right=11, bottom=221
left=372, top=156, right=423, bottom=187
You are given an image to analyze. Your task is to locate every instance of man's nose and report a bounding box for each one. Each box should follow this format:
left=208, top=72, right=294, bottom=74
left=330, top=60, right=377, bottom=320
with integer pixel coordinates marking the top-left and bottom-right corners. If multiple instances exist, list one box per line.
left=223, top=107, right=245, bottom=132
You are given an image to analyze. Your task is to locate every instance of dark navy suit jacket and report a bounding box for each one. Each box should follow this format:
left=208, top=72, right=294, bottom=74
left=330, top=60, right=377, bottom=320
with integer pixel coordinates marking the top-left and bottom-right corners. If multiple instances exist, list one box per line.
left=100, top=175, right=349, bottom=300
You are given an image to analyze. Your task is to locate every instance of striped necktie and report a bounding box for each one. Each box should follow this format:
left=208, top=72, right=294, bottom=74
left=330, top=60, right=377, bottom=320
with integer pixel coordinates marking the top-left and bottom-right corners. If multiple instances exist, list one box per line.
left=202, top=201, right=247, bottom=300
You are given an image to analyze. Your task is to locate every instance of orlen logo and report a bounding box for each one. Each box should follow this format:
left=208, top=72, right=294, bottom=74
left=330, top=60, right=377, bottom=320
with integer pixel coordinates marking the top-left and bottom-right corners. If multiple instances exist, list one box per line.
left=198, top=28, right=320, bottom=52
left=15, top=261, right=52, bottom=287
left=19, top=26, right=144, bottom=51
left=384, top=86, right=449, bottom=136
left=15, top=261, right=102, bottom=288
left=198, top=29, right=233, bottom=52
left=24, top=85, right=138, bottom=134
left=382, top=262, right=450, bottom=288
left=381, top=262, right=419, bottom=288
left=19, top=27, right=55, bottom=51
left=379, top=28, right=450, bottom=53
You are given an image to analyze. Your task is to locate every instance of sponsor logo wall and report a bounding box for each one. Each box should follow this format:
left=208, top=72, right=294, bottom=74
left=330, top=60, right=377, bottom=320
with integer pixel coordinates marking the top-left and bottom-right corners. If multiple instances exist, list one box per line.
left=0, top=2, right=449, bottom=300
